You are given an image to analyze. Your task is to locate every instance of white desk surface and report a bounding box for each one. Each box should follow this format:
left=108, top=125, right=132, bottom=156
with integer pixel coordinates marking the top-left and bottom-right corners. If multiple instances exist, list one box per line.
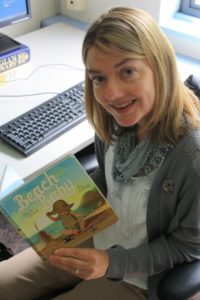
left=0, top=23, right=94, bottom=180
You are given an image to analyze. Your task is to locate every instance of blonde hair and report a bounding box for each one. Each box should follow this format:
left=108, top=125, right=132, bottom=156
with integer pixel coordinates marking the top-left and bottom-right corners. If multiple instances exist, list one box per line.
left=82, top=7, right=200, bottom=144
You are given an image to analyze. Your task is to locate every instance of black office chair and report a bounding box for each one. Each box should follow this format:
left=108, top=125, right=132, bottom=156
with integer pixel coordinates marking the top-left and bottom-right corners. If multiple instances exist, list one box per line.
left=185, top=74, right=200, bottom=98
left=75, top=142, right=98, bottom=174
left=157, top=260, right=200, bottom=300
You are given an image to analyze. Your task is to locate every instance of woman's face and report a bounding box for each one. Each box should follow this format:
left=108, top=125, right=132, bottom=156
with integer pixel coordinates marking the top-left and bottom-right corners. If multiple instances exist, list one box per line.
left=86, top=46, right=156, bottom=130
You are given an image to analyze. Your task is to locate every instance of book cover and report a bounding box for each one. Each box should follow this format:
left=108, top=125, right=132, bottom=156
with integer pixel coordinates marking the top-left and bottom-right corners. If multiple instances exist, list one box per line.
left=0, top=43, right=30, bottom=73
left=0, top=155, right=118, bottom=260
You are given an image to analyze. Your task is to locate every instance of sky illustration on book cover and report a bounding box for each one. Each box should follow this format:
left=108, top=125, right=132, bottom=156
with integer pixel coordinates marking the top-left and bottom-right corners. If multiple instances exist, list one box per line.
left=0, top=156, right=118, bottom=259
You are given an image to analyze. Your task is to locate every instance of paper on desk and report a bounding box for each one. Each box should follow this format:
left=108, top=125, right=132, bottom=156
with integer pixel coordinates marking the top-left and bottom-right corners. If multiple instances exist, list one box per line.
left=0, top=165, right=24, bottom=199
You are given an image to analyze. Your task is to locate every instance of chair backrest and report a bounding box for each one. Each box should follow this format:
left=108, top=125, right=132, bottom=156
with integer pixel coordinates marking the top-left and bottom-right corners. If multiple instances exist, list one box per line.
left=185, top=74, right=200, bottom=98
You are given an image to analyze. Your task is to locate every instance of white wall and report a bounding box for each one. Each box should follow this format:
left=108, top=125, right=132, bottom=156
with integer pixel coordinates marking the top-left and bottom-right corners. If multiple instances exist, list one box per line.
left=0, top=0, right=58, bottom=37
left=159, top=0, right=180, bottom=22
left=59, top=0, right=200, bottom=60
left=59, top=0, right=161, bottom=23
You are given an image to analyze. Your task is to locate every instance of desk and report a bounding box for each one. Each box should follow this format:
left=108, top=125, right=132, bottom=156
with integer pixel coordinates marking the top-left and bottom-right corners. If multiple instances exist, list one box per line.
left=0, top=23, right=94, bottom=180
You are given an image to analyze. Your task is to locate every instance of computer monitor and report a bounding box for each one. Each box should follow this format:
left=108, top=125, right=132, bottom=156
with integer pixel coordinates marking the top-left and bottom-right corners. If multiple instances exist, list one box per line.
left=0, top=0, right=31, bottom=54
left=0, top=0, right=31, bottom=28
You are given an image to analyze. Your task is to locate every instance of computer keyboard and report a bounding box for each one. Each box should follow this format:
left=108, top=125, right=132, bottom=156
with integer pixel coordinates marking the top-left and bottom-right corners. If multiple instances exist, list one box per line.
left=0, top=81, right=86, bottom=156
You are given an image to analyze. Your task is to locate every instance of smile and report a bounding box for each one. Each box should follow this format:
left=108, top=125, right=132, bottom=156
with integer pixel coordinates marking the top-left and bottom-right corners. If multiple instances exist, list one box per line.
left=111, top=99, right=137, bottom=110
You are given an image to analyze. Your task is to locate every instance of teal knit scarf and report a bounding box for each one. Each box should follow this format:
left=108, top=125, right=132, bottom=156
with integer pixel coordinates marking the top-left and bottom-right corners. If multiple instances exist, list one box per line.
left=112, top=130, right=174, bottom=183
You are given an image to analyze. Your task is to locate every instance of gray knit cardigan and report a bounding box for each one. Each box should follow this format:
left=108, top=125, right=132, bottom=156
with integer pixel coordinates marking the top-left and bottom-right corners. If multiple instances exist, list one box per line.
left=91, top=129, right=200, bottom=300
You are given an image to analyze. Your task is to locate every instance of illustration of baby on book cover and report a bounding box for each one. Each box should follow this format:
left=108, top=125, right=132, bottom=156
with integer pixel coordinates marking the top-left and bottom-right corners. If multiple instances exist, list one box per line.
left=0, top=156, right=118, bottom=260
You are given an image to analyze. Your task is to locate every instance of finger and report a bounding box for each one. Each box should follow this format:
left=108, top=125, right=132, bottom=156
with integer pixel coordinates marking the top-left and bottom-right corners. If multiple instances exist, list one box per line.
left=53, top=247, right=90, bottom=260
left=48, top=254, right=89, bottom=272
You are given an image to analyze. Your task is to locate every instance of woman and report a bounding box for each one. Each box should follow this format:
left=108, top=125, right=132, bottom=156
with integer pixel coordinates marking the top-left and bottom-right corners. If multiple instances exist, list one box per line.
left=0, top=7, right=200, bottom=300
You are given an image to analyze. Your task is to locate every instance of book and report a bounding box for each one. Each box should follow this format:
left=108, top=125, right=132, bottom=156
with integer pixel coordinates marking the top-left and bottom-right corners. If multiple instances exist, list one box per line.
left=0, top=42, right=30, bottom=73
left=0, top=155, right=118, bottom=260
left=0, top=62, right=32, bottom=85
left=0, top=33, right=23, bottom=54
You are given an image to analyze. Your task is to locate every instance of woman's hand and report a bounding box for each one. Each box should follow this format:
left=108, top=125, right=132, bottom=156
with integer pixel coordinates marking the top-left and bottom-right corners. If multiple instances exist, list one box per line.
left=48, top=247, right=109, bottom=280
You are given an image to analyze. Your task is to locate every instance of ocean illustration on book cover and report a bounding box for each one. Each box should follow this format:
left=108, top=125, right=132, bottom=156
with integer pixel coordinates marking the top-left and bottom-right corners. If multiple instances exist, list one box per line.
left=0, top=156, right=118, bottom=259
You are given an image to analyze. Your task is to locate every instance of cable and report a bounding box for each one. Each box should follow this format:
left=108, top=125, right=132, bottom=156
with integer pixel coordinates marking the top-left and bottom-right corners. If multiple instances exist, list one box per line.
left=17, top=63, right=84, bottom=81
left=0, top=63, right=84, bottom=97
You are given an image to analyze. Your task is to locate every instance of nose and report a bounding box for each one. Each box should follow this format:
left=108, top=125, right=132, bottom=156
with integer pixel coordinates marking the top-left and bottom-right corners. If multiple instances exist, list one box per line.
left=104, top=78, right=124, bottom=101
